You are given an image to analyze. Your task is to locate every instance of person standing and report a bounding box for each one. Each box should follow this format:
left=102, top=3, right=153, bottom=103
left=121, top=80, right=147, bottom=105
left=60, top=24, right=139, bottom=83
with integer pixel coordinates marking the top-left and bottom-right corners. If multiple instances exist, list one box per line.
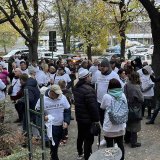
left=52, top=68, right=72, bottom=89
left=10, top=68, right=23, bottom=122
left=18, top=73, right=40, bottom=133
left=139, top=65, right=154, bottom=119
left=36, top=85, right=71, bottom=160
left=100, top=78, right=127, bottom=160
left=20, top=61, right=29, bottom=75
left=73, top=69, right=100, bottom=160
left=95, top=59, right=121, bottom=125
left=124, top=72, right=144, bottom=148
left=95, top=58, right=121, bottom=146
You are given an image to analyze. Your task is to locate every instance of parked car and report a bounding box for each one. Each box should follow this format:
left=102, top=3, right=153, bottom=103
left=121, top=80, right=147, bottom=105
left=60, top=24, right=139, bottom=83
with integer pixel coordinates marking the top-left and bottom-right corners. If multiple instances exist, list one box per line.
left=129, top=53, right=152, bottom=65
left=98, top=53, right=121, bottom=62
left=3, top=49, right=29, bottom=61
left=127, top=46, right=149, bottom=54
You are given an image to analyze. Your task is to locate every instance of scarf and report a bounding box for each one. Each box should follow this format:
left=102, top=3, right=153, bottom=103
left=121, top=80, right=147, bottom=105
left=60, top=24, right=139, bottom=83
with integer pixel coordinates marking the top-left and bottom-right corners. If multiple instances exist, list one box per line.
left=108, top=88, right=123, bottom=99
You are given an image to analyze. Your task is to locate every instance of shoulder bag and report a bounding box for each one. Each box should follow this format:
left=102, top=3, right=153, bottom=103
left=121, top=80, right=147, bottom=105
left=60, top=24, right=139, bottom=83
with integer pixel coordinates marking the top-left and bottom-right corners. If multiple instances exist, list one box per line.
left=8, top=80, right=18, bottom=95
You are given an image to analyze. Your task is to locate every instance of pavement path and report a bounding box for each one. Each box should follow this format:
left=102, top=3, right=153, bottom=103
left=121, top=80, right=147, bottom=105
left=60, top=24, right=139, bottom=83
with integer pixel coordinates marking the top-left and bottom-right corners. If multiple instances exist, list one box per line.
left=4, top=100, right=160, bottom=160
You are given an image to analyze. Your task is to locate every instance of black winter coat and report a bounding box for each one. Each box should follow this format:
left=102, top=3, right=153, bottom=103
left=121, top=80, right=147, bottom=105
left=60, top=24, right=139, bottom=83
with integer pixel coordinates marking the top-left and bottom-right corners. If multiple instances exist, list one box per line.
left=73, top=81, right=99, bottom=124
left=24, top=78, right=40, bottom=110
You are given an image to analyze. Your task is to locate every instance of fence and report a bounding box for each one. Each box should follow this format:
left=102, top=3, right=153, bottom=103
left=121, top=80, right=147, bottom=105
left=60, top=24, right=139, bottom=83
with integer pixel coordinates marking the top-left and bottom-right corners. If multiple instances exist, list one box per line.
left=24, top=89, right=46, bottom=160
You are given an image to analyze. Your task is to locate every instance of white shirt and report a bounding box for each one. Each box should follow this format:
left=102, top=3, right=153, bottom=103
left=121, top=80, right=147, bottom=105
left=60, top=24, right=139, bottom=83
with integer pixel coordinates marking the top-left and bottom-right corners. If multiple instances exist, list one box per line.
left=15, top=58, right=21, bottom=67
left=35, top=70, right=47, bottom=85
left=11, top=78, right=21, bottom=96
left=89, top=65, right=98, bottom=84
left=113, top=67, right=119, bottom=73
left=44, top=72, right=50, bottom=84
left=31, top=65, right=40, bottom=73
left=52, top=74, right=71, bottom=85
left=36, top=94, right=70, bottom=126
left=0, top=79, right=6, bottom=100
left=95, top=71, right=121, bottom=103
left=65, top=67, right=71, bottom=75
left=100, top=93, right=126, bottom=134
left=21, top=68, right=29, bottom=75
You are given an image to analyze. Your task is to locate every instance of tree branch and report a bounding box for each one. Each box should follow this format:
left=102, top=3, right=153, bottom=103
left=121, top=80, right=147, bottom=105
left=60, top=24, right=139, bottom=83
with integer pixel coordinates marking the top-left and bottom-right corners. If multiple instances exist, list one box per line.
left=11, top=0, right=31, bottom=37
left=0, top=5, right=31, bottom=42
left=138, top=0, right=160, bottom=26
left=22, top=0, right=32, bottom=19
left=56, top=0, right=64, bottom=33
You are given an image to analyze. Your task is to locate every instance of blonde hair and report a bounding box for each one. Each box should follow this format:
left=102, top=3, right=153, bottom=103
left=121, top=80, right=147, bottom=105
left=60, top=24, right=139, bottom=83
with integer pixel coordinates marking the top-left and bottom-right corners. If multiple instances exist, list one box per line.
left=41, top=64, right=48, bottom=72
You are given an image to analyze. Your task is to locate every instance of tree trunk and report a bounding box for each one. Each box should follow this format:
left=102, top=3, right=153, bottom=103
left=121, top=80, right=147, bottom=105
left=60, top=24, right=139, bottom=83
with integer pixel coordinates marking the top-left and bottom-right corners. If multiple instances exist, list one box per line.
left=61, top=33, right=67, bottom=54
left=150, top=20, right=160, bottom=98
left=138, top=0, right=160, bottom=98
left=3, top=44, right=7, bottom=54
left=66, top=34, right=70, bottom=53
left=120, top=31, right=126, bottom=58
left=87, top=44, right=92, bottom=61
left=119, top=0, right=126, bottom=58
left=27, top=41, right=38, bottom=61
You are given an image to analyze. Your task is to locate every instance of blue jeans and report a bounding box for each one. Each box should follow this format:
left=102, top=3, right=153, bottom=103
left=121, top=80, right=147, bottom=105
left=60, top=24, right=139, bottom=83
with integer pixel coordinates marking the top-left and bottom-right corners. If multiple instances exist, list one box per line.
left=50, top=125, right=63, bottom=160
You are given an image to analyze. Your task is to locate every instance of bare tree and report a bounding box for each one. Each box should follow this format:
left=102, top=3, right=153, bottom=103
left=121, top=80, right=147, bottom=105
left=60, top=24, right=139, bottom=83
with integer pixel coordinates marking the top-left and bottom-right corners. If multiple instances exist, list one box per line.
left=0, top=0, right=48, bottom=61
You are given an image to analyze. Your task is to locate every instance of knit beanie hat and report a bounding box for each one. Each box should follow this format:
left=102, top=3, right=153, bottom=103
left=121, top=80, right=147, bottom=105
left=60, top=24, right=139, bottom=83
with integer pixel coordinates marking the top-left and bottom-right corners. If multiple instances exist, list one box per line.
left=100, top=58, right=112, bottom=75
left=101, top=58, right=110, bottom=67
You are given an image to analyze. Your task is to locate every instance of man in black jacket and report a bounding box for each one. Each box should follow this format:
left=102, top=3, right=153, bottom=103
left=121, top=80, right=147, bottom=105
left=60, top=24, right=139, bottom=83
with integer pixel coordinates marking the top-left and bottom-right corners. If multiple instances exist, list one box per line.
left=18, top=73, right=40, bottom=132
left=73, top=69, right=100, bottom=160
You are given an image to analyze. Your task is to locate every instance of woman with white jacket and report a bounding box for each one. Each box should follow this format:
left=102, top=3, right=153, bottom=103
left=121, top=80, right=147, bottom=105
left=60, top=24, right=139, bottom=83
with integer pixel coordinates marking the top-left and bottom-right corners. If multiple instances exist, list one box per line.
left=100, top=78, right=127, bottom=160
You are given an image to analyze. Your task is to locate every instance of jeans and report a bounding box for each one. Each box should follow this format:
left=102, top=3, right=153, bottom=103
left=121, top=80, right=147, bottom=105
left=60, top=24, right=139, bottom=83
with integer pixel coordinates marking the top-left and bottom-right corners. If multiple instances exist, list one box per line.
left=105, top=136, right=125, bottom=160
left=150, top=99, right=160, bottom=122
left=50, top=125, right=63, bottom=160
left=77, top=123, right=94, bottom=160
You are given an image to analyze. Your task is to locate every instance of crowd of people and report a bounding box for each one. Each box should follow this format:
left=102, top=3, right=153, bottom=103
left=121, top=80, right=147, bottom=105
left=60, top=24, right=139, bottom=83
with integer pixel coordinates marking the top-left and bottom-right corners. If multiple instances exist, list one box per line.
left=0, top=53, right=159, bottom=160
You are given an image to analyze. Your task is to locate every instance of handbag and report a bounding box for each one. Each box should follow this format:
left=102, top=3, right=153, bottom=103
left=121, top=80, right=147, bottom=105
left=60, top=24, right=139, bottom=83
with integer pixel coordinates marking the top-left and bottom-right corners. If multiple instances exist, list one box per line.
left=128, top=102, right=142, bottom=122
left=8, top=80, right=18, bottom=95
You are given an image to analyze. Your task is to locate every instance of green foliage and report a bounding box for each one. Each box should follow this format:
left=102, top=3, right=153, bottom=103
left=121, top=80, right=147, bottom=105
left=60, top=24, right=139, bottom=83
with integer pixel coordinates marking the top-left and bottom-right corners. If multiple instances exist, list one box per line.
left=91, top=47, right=104, bottom=56
left=71, top=0, right=109, bottom=54
left=0, top=22, right=18, bottom=53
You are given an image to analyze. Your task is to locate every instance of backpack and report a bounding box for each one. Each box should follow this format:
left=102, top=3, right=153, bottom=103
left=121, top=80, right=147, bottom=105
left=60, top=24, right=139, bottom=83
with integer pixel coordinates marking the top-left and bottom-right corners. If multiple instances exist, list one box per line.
left=108, top=96, right=128, bottom=125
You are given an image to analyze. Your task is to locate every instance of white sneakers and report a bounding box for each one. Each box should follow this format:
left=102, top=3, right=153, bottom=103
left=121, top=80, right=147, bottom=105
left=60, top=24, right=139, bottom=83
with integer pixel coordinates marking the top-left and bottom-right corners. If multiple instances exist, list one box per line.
left=100, top=139, right=106, bottom=146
